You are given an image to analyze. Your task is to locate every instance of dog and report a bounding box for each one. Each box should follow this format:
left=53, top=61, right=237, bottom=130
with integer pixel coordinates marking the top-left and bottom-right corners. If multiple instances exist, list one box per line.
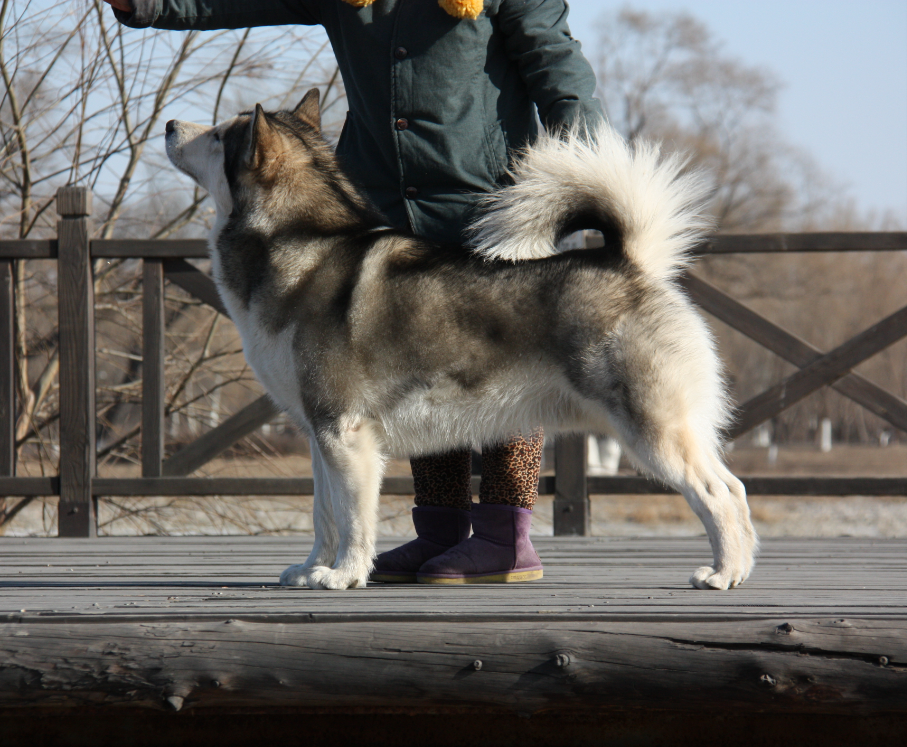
left=165, top=89, right=757, bottom=591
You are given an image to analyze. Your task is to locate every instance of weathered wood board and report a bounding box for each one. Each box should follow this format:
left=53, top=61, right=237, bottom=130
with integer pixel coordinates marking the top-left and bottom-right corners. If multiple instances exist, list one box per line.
left=0, top=537, right=904, bottom=719
left=2, top=536, right=905, bottom=619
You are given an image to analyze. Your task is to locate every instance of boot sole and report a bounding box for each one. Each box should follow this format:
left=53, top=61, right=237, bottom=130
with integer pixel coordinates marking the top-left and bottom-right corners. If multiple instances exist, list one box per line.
left=417, top=569, right=544, bottom=584
left=369, top=572, right=418, bottom=584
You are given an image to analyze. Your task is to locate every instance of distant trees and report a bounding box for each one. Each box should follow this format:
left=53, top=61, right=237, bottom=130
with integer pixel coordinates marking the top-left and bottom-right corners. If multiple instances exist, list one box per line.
left=589, top=7, right=905, bottom=445
left=590, top=7, right=837, bottom=232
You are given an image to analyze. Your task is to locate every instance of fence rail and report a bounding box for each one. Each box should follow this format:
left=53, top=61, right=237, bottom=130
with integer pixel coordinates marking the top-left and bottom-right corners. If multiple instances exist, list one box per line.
left=2, top=187, right=906, bottom=537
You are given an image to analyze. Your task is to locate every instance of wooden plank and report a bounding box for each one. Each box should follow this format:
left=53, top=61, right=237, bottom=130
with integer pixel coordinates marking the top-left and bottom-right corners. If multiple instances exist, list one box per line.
left=732, top=304, right=907, bottom=438
left=831, top=375, right=907, bottom=435
left=0, top=618, right=904, bottom=714
left=93, top=476, right=451, bottom=496
left=0, top=477, right=58, bottom=496
left=0, top=260, right=14, bottom=475
left=5, top=234, right=903, bottom=261
left=697, top=232, right=907, bottom=254
left=94, top=476, right=313, bottom=496
left=142, top=259, right=166, bottom=477
left=1, top=537, right=903, bottom=621
left=56, top=187, right=96, bottom=537
left=72, top=474, right=907, bottom=498
left=587, top=476, right=907, bottom=496
left=740, top=476, right=907, bottom=496
left=161, top=396, right=279, bottom=476
left=92, top=239, right=208, bottom=258
left=162, top=258, right=228, bottom=317
left=681, top=273, right=907, bottom=433
left=142, top=260, right=165, bottom=477
left=554, top=434, right=589, bottom=536
left=0, top=240, right=57, bottom=260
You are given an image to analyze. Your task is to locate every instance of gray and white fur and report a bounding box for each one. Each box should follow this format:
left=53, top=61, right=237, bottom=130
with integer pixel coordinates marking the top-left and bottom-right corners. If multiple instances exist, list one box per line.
left=165, top=89, right=757, bottom=591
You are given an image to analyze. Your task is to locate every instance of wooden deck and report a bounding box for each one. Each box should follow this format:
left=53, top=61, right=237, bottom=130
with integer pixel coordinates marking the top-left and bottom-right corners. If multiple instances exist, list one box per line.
left=1, top=536, right=906, bottom=746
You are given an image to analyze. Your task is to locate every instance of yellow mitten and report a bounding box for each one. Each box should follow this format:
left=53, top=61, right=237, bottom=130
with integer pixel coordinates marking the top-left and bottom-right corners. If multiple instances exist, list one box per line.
left=341, top=0, right=484, bottom=21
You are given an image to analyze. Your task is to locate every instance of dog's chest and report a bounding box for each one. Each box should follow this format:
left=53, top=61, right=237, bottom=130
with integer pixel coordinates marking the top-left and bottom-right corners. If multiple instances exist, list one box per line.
left=237, top=311, right=299, bottom=409
left=212, top=258, right=303, bottom=419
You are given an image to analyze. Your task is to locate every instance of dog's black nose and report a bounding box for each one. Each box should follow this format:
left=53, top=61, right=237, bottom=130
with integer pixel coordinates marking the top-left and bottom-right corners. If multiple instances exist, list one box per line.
left=165, top=120, right=176, bottom=135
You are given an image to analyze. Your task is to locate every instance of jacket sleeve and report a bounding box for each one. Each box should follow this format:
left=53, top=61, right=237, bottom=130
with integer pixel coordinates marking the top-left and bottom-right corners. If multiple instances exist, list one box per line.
left=493, top=0, right=604, bottom=131
left=114, top=0, right=320, bottom=31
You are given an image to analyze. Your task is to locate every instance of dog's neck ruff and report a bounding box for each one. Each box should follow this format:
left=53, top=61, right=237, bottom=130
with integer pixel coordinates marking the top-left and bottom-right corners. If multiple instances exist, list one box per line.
left=342, top=0, right=483, bottom=21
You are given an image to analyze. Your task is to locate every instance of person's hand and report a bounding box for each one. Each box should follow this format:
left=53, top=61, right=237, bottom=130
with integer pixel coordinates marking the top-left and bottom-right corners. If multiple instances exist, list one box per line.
left=102, top=0, right=133, bottom=12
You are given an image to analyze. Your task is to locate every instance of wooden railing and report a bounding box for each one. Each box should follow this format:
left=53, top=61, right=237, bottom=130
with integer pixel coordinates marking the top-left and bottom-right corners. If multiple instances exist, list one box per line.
left=1, top=187, right=906, bottom=537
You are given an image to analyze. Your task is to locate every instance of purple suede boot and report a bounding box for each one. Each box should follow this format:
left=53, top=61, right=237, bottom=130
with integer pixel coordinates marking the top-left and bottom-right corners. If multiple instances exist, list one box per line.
left=370, top=506, right=471, bottom=583
left=416, top=503, right=543, bottom=584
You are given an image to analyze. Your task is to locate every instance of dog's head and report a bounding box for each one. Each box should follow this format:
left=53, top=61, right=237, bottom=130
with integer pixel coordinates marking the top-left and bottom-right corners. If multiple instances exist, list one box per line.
left=165, top=89, right=324, bottom=218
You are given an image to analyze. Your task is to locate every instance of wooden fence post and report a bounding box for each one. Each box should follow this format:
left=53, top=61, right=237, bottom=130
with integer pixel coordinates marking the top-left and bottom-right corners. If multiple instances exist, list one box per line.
left=553, top=434, right=589, bottom=536
left=57, top=186, right=96, bottom=537
left=142, top=259, right=165, bottom=476
left=0, top=259, right=13, bottom=475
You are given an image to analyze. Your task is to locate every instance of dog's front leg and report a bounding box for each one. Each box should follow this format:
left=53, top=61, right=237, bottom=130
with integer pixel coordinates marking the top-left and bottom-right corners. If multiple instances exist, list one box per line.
left=280, top=439, right=338, bottom=586
left=292, top=420, right=384, bottom=590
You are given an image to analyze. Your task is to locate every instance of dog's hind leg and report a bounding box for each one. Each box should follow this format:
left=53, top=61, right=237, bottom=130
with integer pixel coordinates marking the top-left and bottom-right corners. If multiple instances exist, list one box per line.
left=619, top=420, right=757, bottom=590
left=290, top=419, right=385, bottom=590
left=704, top=452, right=759, bottom=581
left=279, top=439, right=339, bottom=586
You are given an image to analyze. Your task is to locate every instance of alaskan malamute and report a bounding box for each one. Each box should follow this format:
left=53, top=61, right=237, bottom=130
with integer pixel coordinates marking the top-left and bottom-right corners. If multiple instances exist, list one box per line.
left=165, top=89, right=757, bottom=591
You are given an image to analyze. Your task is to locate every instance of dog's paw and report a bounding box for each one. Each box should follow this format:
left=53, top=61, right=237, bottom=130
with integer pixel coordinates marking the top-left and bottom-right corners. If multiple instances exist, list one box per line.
left=279, top=564, right=312, bottom=587
left=689, top=565, right=747, bottom=590
left=282, top=565, right=367, bottom=590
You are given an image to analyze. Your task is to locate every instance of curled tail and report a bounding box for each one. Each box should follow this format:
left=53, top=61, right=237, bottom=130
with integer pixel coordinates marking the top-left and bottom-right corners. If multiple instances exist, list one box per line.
left=467, top=123, right=713, bottom=283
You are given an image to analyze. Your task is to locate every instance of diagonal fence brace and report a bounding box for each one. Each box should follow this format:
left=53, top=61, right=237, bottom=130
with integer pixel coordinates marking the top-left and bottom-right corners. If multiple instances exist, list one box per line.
left=730, top=304, right=907, bottom=438
left=681, top=274, right=907, bottom=434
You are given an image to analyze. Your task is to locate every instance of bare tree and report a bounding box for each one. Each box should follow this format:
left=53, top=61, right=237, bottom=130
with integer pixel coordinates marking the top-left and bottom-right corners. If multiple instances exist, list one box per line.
left=590, top=6, right=842, bottom=232
left=0, top=0, right=341, bottom=529
left=590, top=6, right=906, bottom=446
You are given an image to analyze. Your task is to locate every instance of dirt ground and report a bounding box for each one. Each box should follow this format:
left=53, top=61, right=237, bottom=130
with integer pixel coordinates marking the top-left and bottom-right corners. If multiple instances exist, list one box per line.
left=5, top=445, right=906, bottom=538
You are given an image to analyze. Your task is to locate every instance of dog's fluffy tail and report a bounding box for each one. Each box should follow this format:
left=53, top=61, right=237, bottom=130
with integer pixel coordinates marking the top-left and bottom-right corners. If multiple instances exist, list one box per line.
left=467, top=123, right=713, bottom=283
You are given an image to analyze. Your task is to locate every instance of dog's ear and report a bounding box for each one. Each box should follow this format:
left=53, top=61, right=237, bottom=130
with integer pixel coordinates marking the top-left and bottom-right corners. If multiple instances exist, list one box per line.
left=247, top=103, right=279, bottom=169
left=293, top=88, right=321, bottom=132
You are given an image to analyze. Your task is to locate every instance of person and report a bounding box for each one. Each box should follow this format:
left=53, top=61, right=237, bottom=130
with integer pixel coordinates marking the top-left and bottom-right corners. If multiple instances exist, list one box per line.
left=106, top=0, right=604, bottom=584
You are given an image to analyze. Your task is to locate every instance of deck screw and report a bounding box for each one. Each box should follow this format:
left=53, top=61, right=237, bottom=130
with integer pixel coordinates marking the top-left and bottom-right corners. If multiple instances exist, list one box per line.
left=556, top=653, right=571, bottom=668
left=760, top=674, right=777, bottom=687
left=210, top=680, right=221, bottom=688
left=879, top=656, right=889, bottom=666
left=473, top=660, right=483, bottom=671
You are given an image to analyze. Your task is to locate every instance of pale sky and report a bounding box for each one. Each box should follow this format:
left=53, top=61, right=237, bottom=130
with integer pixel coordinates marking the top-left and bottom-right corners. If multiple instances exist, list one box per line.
left=564, top=0, right=907, bottom=225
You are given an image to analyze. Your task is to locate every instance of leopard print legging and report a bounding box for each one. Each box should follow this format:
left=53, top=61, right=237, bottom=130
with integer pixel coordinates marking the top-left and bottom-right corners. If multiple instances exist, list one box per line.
left=411, top=428, right=544, bottom=511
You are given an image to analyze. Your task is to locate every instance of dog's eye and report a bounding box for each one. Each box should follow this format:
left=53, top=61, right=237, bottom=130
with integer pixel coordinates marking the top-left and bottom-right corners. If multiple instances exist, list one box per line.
left=212, top=132, right=220, bottom=142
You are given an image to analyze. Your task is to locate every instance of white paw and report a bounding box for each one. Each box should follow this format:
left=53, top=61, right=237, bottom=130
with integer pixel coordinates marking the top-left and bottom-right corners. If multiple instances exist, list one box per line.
left=305, top=565, right=368, bottom=590
left=689, top=565, right=746, bottom=590
left=280, top=564, right=367, bottom=590
left=279, top=564, right=312, bottom=587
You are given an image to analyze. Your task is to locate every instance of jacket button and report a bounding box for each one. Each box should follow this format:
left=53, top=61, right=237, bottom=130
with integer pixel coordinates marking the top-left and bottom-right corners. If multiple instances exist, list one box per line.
left=395, top=118, right=409, bottom=131
left=405, top=186, right=418, bottom=199
left=394, top=47, right=408, bottom=60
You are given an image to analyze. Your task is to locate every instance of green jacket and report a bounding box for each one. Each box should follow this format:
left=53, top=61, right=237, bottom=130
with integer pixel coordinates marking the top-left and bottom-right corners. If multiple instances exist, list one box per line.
left=118, top=0, right=604, bottom=244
